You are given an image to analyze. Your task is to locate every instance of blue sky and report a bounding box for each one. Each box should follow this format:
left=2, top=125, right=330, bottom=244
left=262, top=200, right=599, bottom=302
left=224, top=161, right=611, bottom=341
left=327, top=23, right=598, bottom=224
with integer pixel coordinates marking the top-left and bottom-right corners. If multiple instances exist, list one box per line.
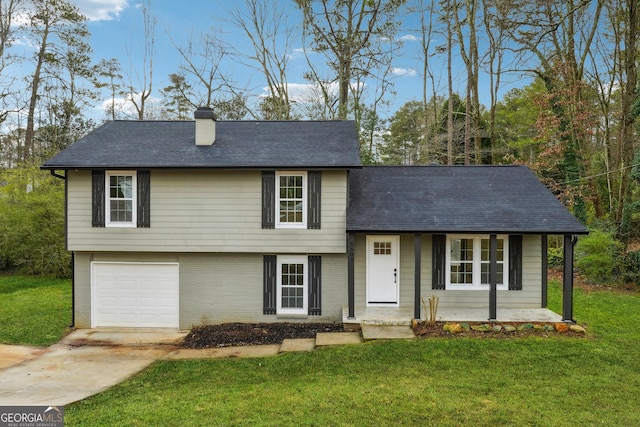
left=70, top=0, right=522, bottom=120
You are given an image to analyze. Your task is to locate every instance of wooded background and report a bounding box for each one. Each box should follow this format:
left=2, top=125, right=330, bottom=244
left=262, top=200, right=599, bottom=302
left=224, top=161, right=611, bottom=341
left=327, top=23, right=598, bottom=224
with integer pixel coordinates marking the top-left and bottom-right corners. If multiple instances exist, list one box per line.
left=0, top=0, right=638, bottom=277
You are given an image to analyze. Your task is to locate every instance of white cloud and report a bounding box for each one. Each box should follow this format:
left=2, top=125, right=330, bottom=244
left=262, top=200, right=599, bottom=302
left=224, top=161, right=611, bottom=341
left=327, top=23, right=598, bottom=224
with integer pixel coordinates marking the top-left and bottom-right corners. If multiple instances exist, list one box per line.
left=288, top=48, right=306, bottom=59
left=399, top=34, right=419, bottom=42
left=98, top=92, right=162, bottom=118
left=260, top=82, right=336, bottom=104
left=391, top=67, right=417, bottom=77
left=69, top=0, right=129, bottom=21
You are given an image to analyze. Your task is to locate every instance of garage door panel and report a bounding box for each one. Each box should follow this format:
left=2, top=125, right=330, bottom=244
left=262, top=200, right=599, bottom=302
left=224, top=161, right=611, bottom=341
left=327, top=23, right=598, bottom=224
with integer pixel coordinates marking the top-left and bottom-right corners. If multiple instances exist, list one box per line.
left=92, top=262, right=179, bottom=328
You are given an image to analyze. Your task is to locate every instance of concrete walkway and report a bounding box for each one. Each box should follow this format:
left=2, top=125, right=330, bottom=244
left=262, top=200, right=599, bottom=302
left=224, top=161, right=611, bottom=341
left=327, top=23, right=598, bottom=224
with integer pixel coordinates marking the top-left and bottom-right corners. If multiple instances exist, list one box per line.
left=0, top=343, right=173, bottom=406
left=0, top=326, right=414, bottom=406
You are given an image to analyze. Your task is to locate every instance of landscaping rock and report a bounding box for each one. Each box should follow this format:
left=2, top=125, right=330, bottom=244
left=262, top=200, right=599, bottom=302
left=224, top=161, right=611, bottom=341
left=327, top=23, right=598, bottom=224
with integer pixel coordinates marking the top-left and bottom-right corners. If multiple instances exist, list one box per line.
left=517, top=323, right=533, bottom=331
left=543, top=324, right=555, bottom=332
left=443, top=323, right=464, bottom=334
left=554, top=322, right=569, bottom=333
left=460, top=323, right=470, bottom=332
left=471, top=324, right=492, bottom=332
left=569, top=324, right=586, bottom=334
left=492, top=325, right=503, bottom=333
left=503, top=325, right=516, bottom=332
left=533, top=324, right=545, bottom=331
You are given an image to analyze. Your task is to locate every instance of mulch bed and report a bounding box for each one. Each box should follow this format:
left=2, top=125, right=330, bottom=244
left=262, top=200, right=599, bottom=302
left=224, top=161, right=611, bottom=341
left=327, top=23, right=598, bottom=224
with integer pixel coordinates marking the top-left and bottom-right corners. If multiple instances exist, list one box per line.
left=182, top=322, right=344, bottom=348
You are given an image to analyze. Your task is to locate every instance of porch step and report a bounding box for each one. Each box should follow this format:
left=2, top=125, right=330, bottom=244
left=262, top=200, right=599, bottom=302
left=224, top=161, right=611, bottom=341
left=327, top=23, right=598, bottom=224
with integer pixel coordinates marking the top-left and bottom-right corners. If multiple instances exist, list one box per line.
left=342, top=306, right=415, bottom=326
left=361, top=325, right=416, bottom=342
left=315, top=332, right=362, bottom=346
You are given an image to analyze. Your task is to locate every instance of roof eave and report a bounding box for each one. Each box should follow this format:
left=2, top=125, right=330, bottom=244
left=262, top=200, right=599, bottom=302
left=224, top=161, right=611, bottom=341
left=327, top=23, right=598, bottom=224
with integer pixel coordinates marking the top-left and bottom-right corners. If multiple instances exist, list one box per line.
left=345, top=227, right=589, bottom=235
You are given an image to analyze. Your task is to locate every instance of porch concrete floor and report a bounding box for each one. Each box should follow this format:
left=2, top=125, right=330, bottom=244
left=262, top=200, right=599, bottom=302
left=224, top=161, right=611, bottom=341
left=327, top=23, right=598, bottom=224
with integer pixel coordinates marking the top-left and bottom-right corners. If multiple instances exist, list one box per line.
left=343, top=306, right=562, bottom=325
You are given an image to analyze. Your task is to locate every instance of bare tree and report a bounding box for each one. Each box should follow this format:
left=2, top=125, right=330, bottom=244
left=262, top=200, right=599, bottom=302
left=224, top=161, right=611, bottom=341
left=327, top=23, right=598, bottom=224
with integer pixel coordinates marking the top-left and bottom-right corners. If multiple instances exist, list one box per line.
left=22, top=0, right=88, bottom=162
left=232, top=0, right=296, bottom=120
left=123, top=0, right=155, bottom=120
left=451, top=0, right=481, bottom=164
left=171, top=28, right=240, bottom=109
left=294, top=0, right=407, bottom=120
left=93, top=58, right=123, bottom=121
left=481, top=0, right=510, bottom=163
left=0, top=0, right=25, bottom=125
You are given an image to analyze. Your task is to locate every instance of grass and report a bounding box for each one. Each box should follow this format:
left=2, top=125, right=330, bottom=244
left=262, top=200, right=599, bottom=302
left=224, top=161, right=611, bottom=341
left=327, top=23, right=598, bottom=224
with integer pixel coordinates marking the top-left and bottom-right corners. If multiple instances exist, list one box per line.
left=0, top=275, right=71, bottom=346
left=65, top=281, right=640, bottom=427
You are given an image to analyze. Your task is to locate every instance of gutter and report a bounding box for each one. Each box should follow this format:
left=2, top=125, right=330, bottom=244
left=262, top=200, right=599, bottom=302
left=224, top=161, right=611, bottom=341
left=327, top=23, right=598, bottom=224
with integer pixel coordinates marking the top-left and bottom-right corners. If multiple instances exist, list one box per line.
left=49, top=170, right=65, bottom=180
left=48, top=170, right=74, bottom=328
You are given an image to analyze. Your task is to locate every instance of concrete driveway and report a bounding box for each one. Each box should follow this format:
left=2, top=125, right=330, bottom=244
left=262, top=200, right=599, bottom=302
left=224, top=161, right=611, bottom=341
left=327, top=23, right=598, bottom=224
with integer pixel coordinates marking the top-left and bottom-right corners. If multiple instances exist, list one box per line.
left=0, top=329, right=187, bottom=406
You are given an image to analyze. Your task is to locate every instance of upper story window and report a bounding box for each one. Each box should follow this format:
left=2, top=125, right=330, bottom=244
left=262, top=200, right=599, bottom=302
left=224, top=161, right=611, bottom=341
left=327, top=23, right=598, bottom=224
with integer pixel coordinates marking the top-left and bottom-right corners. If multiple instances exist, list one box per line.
left=106, top=171, right=137, bottom=227
left=446, top=235, right=509, bottom=289
left=276, top=171, right=307, bottom=228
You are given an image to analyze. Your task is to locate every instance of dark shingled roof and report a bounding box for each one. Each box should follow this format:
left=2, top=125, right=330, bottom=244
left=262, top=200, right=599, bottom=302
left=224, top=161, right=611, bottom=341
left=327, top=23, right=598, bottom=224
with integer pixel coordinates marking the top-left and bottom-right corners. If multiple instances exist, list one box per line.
left=347, top=166, right=588, bottom=234
left=42, top=120, right=361, bottom=169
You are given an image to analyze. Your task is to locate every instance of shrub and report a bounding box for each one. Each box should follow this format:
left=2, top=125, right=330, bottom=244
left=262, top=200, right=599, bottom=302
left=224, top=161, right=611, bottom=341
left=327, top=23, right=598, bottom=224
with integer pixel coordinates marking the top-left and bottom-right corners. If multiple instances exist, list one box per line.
left=575, top=230, right=623, bottom=284
left=547, top=246, right=564, bottom=266
left=0, top=167, right=70, bottom=277
left=616, top=250, right=640, bottom=286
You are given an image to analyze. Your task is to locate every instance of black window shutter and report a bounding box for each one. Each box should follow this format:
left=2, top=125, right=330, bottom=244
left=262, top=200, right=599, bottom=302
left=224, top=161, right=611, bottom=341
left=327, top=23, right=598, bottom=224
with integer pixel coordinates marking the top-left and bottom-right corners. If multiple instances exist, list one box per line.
left=307, top=171, right=321, bottom=229
left=263, top=255, right=277, bottom=314
left=137, top=170, right=151, bottom=228
left=432, top=234, right=446, bottom=290
left=92, top=170, right=105, bottom=227
left=509, top=235, right=523, bottom=290
left=262, top=171, right=275, bottom=229
left=308, top=256, right=322, bottom=315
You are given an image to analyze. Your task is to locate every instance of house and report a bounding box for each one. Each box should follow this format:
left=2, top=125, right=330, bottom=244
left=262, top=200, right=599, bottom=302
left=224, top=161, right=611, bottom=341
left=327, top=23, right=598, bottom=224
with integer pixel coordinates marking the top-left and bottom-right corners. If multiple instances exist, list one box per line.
left=41, top=107, right=588, bottom=330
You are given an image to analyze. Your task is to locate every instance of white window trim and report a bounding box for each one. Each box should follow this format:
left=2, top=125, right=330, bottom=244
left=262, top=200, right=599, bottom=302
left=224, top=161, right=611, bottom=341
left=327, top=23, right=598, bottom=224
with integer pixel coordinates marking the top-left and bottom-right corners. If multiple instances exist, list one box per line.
left=105, top=170, right=137, bottom=228
left=275, top=171, right=307, bottom=229
left=445, top=234, right=509, bottom=290
left=276, top=255, right=308, bottom=315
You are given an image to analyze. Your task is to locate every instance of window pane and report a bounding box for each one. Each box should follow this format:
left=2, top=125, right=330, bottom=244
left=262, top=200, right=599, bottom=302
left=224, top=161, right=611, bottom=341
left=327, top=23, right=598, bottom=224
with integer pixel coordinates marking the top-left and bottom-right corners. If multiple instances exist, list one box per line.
left=481, top=239, right=489, bottom=261
left=450, top=238, right=473, bottom=284
left=481, top=263, right=505, bottom=284
left=480, top=238, right=505, bottom=284
left=110, top=200, right=132, bottom=222
left=281, top=263, right=304, bottom=309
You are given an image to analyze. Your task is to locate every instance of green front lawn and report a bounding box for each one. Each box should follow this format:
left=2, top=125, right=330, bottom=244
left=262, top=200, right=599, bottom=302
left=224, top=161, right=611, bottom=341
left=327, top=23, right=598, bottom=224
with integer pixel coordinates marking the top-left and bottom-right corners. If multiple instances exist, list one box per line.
left=66, top=282, right=640, bottom=426
left=0, top=275, right=71, bottom=346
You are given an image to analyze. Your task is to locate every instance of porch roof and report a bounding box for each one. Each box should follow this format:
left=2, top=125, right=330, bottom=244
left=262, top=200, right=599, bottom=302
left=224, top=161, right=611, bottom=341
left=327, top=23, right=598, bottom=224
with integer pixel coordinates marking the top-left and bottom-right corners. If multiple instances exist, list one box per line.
left=347, top=165, right=588, bottom=235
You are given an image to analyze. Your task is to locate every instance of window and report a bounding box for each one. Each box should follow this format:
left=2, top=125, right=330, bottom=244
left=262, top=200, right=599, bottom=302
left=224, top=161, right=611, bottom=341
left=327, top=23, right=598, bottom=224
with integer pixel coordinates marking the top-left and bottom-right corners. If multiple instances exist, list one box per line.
left=106, top=171, right=136, bottom=227
left=374, top=241, right=392, bottom=255
left=276, top=171, right=307, bottom=228
left=277, top=256, right=308, bottom=314
left=446, top=235, right=508, bottom=289
left=92, top=170, right=150, bottom=228
left=264, top=255, right=321, bottom=316
left=262, top=171, right=321, bottom=229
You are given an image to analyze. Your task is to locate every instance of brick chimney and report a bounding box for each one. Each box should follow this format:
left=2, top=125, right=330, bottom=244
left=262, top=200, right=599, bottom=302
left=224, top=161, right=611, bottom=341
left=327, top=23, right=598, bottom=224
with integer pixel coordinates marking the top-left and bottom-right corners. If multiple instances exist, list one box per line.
left=194, top=107, right=217, bottom=146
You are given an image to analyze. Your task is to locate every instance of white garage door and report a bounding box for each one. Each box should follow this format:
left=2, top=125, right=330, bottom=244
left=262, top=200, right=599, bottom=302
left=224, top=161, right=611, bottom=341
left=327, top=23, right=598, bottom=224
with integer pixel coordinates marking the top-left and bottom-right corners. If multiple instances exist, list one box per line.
left=92, top=262, right=179, bottom=328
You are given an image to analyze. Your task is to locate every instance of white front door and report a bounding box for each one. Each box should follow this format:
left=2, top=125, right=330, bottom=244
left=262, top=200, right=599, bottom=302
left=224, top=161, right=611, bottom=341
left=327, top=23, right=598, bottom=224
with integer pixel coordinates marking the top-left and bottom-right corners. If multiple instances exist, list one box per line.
left=366, top=235, right=400, bottom=305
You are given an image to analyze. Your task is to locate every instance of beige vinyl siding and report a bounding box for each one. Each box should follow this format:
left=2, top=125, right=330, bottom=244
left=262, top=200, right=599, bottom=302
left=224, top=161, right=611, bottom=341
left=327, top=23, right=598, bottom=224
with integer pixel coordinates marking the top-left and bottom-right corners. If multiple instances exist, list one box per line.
left=353, top=233, right=543, bottom=310
left=67, top=170, right=347, bottom=253
left=73, top=252, right=346, bottom=329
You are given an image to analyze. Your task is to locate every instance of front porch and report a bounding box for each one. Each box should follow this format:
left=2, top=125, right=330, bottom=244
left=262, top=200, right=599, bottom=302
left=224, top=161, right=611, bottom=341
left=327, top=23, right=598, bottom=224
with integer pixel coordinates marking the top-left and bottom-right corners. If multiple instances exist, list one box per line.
left=342, top=306, right=562, bottom=327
